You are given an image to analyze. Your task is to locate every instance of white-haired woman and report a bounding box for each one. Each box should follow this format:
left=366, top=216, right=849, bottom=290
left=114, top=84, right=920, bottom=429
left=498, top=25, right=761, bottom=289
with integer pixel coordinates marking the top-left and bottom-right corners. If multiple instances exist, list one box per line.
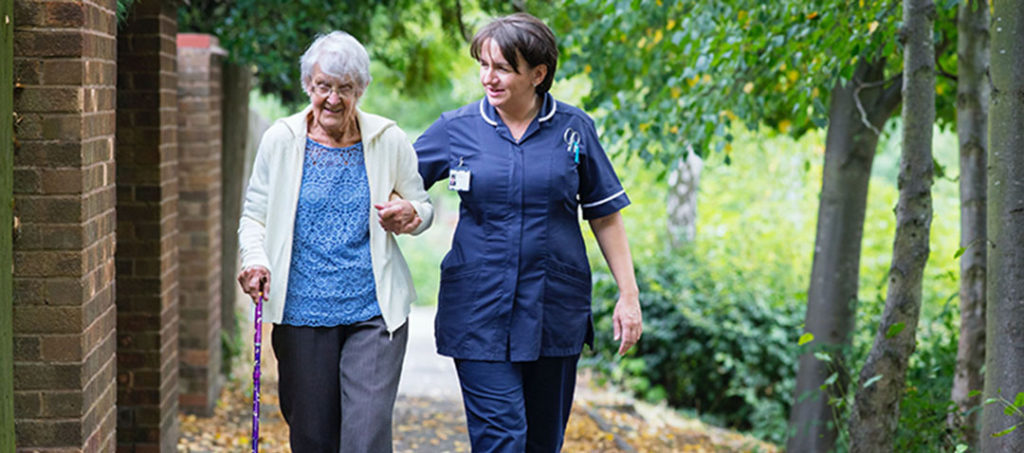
left=236, top=31, right=432, bottom=452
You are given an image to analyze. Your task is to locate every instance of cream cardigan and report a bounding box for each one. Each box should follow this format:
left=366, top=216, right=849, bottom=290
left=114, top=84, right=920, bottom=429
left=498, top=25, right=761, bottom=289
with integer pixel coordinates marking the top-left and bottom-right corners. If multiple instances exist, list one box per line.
left=238, top=107, right=433, bottom=332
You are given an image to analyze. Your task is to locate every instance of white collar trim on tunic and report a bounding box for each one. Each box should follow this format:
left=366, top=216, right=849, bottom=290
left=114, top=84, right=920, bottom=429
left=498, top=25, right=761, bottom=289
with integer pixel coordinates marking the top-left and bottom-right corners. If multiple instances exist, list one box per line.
left=479, top=93, right=557, bottom=126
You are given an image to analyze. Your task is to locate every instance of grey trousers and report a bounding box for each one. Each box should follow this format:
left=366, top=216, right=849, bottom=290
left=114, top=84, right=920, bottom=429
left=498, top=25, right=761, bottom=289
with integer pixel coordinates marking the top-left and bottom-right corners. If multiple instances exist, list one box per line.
left=272, top=316, right=408, bottom=453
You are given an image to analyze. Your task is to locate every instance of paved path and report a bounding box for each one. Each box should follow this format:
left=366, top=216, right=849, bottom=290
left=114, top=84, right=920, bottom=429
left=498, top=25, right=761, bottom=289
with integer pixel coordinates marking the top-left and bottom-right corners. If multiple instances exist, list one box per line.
left=393, top=305, right=470, bottom=452
left=181, top=294, right=776, bottom=452
left=397, top=305, right=462, bottom=400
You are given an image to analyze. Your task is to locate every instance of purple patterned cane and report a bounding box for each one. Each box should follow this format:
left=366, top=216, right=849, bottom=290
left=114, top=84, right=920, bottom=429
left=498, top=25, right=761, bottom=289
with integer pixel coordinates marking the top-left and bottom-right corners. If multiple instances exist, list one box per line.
left=252, top=280, right=265, bottom=453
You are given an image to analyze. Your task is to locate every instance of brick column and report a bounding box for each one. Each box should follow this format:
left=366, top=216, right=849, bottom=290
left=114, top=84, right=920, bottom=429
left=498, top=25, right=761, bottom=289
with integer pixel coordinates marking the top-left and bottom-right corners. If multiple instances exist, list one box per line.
left=11, top=0, right=118, bottom=451
left=220, top=62, right=251, bottom=365
left=176, top=33, right=223, bottom=415
left=115, top=1, right=180, bottom=451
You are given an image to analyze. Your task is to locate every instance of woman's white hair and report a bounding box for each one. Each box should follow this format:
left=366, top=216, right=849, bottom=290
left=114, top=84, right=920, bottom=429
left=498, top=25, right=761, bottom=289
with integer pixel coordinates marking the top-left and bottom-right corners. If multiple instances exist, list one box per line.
left=300, top=31, right=372, bottom=96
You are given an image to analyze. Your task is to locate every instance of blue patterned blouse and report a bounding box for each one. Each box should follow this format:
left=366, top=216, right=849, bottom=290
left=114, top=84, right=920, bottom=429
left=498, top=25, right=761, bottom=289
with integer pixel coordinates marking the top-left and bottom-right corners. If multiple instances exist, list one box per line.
left=281, top=138, right=381, bottom=326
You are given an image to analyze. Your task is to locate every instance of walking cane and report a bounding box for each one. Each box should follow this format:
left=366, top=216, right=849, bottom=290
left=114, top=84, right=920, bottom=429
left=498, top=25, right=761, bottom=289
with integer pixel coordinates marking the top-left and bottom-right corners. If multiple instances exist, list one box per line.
left=252, top=279, right=265, bottom=453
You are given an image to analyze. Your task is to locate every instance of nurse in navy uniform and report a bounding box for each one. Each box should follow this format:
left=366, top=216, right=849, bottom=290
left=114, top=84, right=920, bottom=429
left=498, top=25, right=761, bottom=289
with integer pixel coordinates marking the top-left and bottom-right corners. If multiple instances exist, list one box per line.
left=414, top=13, right=643, bottom=452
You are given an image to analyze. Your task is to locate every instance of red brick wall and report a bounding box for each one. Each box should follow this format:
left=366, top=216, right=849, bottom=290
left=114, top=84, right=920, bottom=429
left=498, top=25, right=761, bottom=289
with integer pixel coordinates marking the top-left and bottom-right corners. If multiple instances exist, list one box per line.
left=115, top=1, right=180, bottom=451
left=176, top=33, right=224, bottom=415
left=11, top=0, right=118, bottom=451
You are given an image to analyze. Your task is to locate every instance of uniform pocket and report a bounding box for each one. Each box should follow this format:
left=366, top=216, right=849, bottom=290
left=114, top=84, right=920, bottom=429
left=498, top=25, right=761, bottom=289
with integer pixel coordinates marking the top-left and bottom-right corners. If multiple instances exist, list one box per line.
left=435, top=262, right=483, bottom=352
left=542, top=262, right=592, bottom=352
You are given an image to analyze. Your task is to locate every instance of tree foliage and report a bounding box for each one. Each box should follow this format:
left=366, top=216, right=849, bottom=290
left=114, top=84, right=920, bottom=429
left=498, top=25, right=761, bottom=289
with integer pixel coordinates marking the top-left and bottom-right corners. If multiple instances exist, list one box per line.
left=177, top=0, right=511, bottom=105
left=544, top=0, right=966, bottom=165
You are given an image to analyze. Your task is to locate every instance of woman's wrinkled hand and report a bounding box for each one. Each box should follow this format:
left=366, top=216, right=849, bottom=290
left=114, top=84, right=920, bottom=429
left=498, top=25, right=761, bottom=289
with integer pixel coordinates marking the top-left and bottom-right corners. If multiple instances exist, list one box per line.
left=613, top=295, right=642, bottom=355
left=375, top=199, right=421, bottom=235
left=237, top=266, right=270, bottom=304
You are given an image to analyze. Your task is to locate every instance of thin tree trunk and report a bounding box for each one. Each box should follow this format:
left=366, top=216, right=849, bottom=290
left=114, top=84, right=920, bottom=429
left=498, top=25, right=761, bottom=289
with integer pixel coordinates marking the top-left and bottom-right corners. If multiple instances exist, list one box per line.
left=786, top=59, right=902, bottom=453
left=848, top=1, right=935, bottom=450
left=949, top=0, right=988, bottom=446
left=667, top=148, right=702, bottom=247
left=980, top=2, right=1024, bottom=449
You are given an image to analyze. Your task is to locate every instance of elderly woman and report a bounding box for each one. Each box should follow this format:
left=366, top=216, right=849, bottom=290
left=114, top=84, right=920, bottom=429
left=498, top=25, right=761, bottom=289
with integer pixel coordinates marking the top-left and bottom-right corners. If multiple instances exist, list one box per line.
left=413, top=13, right=642, bottom=452
left=236, top=31, right=432, bottom=452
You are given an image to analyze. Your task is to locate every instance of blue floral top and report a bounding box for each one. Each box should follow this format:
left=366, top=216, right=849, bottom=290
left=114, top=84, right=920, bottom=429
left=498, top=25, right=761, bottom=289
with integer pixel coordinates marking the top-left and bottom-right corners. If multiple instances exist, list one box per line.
left=282, top=138, right=380, bottom=326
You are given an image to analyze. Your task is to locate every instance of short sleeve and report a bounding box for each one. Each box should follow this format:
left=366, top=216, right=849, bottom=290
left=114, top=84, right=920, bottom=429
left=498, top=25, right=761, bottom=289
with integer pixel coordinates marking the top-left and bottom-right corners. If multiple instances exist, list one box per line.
left=577, top=117, right=630, bottom=219
left=414, top=115, right=451, bottom=190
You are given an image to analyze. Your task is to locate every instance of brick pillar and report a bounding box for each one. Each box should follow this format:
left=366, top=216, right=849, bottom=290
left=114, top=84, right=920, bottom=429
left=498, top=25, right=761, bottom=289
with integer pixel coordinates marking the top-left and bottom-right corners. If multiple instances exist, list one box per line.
left=115, top=1, right=180, bottom=451
left=176, top=33, right=223, bottom=415
left=11, top=0, right=118, bottom=451
left=220, top=62, right=250, bottom=367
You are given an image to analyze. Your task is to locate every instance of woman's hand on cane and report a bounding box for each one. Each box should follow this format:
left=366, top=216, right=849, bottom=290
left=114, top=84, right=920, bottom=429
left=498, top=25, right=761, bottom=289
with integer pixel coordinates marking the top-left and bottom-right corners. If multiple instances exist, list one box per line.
left=238, top=266, right=270, bottom=303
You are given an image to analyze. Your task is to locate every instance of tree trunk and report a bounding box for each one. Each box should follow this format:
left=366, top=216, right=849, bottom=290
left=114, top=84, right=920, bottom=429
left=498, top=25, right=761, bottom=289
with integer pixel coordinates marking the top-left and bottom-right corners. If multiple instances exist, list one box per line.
left=786, top=59, right=902, bottom=452
left=848, top=1, right=935, bottom=450
left=667, top=148, right=702, bottom=247
left=980, top=2, right=1024, bottom=450
left=949, top=0, right=988, bottom=446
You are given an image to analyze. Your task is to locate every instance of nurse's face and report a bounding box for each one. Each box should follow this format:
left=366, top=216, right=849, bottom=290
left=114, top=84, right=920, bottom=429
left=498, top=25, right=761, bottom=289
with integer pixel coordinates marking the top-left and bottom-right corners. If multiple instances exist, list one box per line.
left=478, top=39, right=546, bottom=113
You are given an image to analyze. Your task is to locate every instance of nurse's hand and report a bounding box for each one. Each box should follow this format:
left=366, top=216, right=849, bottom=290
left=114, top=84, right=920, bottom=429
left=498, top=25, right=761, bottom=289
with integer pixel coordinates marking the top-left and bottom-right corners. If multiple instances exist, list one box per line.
left=613, top=294, right=642, bottom=355
left=376, top=200, right=421, bottom=235
left=238, top=266, right=270, bottom=304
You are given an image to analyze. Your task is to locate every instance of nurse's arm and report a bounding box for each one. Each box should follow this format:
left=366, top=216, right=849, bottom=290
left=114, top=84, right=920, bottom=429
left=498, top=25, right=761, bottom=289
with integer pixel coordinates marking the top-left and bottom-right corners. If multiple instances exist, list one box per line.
left=588, top=212, right=642, bottom=355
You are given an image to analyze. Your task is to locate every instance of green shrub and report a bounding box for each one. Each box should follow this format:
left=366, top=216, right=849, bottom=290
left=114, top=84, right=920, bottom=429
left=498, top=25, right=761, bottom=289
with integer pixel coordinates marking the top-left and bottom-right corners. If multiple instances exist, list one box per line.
left=893, top=297, right=961, bottom=452
left=586, top=245, right=803, bottom=443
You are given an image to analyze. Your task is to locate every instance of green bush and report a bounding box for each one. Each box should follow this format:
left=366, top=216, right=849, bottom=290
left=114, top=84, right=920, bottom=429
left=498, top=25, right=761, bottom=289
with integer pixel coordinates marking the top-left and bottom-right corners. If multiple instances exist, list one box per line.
left=893, top=298, right=961, bottom=452
left=586, top=246, right=802, bottom=443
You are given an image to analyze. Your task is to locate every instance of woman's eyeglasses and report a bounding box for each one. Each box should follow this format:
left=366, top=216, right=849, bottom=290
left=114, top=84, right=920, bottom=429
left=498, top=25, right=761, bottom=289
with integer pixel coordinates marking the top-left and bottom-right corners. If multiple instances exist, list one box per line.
left=312, top=82, right=356, bottom=97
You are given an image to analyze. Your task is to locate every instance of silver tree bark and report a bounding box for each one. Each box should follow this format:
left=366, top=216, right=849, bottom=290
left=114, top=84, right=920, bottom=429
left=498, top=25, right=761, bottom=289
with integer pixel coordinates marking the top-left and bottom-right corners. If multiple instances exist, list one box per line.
left=786, top=60, right=902, bottom=452
left=667, top=148, right=702, bottom=247
left=950, top=0, right=989, bottom=447
left=980, top=1, right=1024, bottom=450
left=848, top=0, right=935, bottom=450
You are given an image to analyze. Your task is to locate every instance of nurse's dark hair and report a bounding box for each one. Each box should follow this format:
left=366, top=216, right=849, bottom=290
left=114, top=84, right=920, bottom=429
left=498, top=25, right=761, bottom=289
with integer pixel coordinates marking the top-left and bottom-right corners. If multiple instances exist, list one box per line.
left=470, top=13, right=558, bottom=95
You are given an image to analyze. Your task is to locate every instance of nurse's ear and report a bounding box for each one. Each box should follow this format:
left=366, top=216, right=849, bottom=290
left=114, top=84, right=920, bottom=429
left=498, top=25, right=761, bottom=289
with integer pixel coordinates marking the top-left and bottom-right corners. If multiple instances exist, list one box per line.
left=530, top=64, right=547, bottom=88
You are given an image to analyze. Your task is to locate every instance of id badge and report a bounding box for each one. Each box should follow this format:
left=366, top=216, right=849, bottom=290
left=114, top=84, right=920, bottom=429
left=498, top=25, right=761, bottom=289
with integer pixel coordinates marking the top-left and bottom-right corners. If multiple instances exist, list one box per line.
left=448, top=168, right=471, bottom=191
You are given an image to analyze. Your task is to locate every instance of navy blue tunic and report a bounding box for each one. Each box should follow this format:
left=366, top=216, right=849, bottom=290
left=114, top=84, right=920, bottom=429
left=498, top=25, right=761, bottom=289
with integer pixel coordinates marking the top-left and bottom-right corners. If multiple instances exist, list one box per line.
left=415, top=94, right=630, bottom=361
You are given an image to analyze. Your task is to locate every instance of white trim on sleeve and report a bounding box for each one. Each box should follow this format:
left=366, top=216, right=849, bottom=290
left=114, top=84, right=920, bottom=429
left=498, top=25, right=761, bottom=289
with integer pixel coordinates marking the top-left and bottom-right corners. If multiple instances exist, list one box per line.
left=581, top=190, right=625, bottom=209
